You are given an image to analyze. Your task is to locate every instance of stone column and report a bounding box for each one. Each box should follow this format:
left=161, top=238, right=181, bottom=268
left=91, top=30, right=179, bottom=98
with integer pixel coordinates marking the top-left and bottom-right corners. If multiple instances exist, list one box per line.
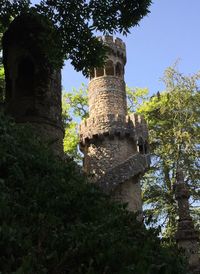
left=79, top=36, right=150, bottom=213
left=2, top=13, right=64, bottom=156
left=174, top=170, right=200, bottom=273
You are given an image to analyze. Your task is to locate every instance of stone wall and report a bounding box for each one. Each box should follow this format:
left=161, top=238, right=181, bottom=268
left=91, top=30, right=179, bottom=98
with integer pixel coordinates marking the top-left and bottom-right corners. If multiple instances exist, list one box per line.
left=80, top=113, right=148, bottom=146
left=83, top=137, right=137, bottom=178
left=88, top=77, right=127, bottom=117
left=114, top=179, right=142, bottom=213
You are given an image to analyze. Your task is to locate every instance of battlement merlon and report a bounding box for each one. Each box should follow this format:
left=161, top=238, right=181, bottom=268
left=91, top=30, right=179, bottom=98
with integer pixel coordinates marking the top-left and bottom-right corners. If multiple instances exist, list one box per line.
left=98, top=35, right=126, bottom=64
left=79, top=113, right=148, bottom=146
left=98, top=35, right=126, bottom=51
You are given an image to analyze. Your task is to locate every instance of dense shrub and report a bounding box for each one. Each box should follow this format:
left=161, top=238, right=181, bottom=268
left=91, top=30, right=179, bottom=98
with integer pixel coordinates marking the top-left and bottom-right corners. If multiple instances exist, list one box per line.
left=0, top=113, right=186, bottom=274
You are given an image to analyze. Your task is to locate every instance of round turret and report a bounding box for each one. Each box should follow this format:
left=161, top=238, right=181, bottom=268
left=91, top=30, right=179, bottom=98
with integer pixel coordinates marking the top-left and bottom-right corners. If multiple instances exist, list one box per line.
left=3, top=14, right=64, bottom=155
left=79, top=35, right=150, bottom=213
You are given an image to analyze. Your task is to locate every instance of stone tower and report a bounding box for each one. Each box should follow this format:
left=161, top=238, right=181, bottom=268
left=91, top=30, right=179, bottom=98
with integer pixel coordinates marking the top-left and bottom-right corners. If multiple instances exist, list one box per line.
left=174, top=170, right=200, bottom=273
left=79, top=36, right=150, bottom=212
left=2, top=14, right=64, bottom=155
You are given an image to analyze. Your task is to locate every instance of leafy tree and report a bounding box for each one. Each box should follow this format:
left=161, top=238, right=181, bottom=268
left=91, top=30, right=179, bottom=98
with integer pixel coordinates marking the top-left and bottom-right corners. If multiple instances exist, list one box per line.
left=63, top=120, right=80, bottom=160
left=63, top=84, right=88, bottom=121
left=0, top=0, right=152, bottom=74
left=126, top=86, right=149, bottom=113
left=0, top=113, right=186, bottom=273
left=138, top=66, right=200, bottom=238
left=62, top=84, right=88, bottom=160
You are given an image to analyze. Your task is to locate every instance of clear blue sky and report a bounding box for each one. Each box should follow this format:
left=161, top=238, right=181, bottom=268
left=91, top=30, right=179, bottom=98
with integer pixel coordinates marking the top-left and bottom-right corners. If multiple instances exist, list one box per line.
left=32, top=0, right=200, bottom=95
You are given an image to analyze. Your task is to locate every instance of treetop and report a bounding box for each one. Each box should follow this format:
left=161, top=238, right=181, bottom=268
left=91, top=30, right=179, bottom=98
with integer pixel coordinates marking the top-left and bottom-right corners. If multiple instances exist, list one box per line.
left=0, top=0, right=152, bottom=75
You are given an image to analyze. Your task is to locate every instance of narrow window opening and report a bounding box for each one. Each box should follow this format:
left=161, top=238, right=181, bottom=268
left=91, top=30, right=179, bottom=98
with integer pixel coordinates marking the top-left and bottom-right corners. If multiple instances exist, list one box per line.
left=137, top=137, right=144, bottom=154
left=116, top=62, right=122, bottom=77
left=96, top=67, right=104, bottom=77
left=105, top=60, right=114, bottom=76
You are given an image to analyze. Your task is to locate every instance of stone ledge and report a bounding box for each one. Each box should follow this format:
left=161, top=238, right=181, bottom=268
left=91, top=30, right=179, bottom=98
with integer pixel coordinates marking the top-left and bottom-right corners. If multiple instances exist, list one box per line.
left=79, top=113, right=148, bottom=145
left=96, top=153, right=150, bottom=193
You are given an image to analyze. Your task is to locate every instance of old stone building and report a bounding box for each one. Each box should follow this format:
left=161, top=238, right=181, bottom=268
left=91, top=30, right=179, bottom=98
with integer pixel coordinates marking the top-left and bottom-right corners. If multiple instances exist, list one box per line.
left=79, top=36, right=150, bottom=212
left=2, top=14, right=64, bottom=155
left=174, top=170, right=200, bottom=273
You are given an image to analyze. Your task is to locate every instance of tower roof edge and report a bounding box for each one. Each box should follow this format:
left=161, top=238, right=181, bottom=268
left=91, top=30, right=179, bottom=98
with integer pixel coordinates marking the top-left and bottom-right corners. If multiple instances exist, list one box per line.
left=98, top=35, right=126, bottom=51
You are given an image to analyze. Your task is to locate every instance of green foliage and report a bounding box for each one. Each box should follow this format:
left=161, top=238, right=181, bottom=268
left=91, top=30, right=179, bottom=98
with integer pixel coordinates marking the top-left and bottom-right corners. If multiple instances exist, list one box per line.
left=63, top=85, right=88, bottom=120
left=62, top=85, right=88, bottom=160
left=63, top=121, right=80, bottom=160
left=138, top=66, right=200, bottom=238
left=126, top=86, right=149, bottom=113
left=0, top=0, right=152, bottom=74
left=0, top=0, right=30, bottom=28
left=0, top=112, right=186, bottom=273
left=2, top=12, right=64, bottom=70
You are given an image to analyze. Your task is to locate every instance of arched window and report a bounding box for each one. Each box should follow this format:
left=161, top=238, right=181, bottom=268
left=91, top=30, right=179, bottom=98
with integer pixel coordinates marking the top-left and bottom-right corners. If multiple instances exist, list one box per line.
left=95, top=67, right=104, bottom=77
left=137, top=137, right=144, bottom=154
left=16, top=57, right=35, bottom=97
left=116, top=62, right=122, bottom=77
left=105, top=60, right=114, bottom=76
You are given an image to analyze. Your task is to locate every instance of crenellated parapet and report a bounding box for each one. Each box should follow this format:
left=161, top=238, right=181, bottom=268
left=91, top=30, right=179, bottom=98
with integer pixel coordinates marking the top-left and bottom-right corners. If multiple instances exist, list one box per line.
left=79, top=113, right=148, bottom=151
left=98, top=35, right=126, bottom=62
left=99, top=36, right=126, bottom=51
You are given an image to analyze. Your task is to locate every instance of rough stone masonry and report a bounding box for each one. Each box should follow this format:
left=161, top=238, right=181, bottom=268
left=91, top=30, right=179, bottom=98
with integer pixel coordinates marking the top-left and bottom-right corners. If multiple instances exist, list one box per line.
left=79, top=36, right=151, bottom=213
left=2, top=14, right=64, bottom=156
